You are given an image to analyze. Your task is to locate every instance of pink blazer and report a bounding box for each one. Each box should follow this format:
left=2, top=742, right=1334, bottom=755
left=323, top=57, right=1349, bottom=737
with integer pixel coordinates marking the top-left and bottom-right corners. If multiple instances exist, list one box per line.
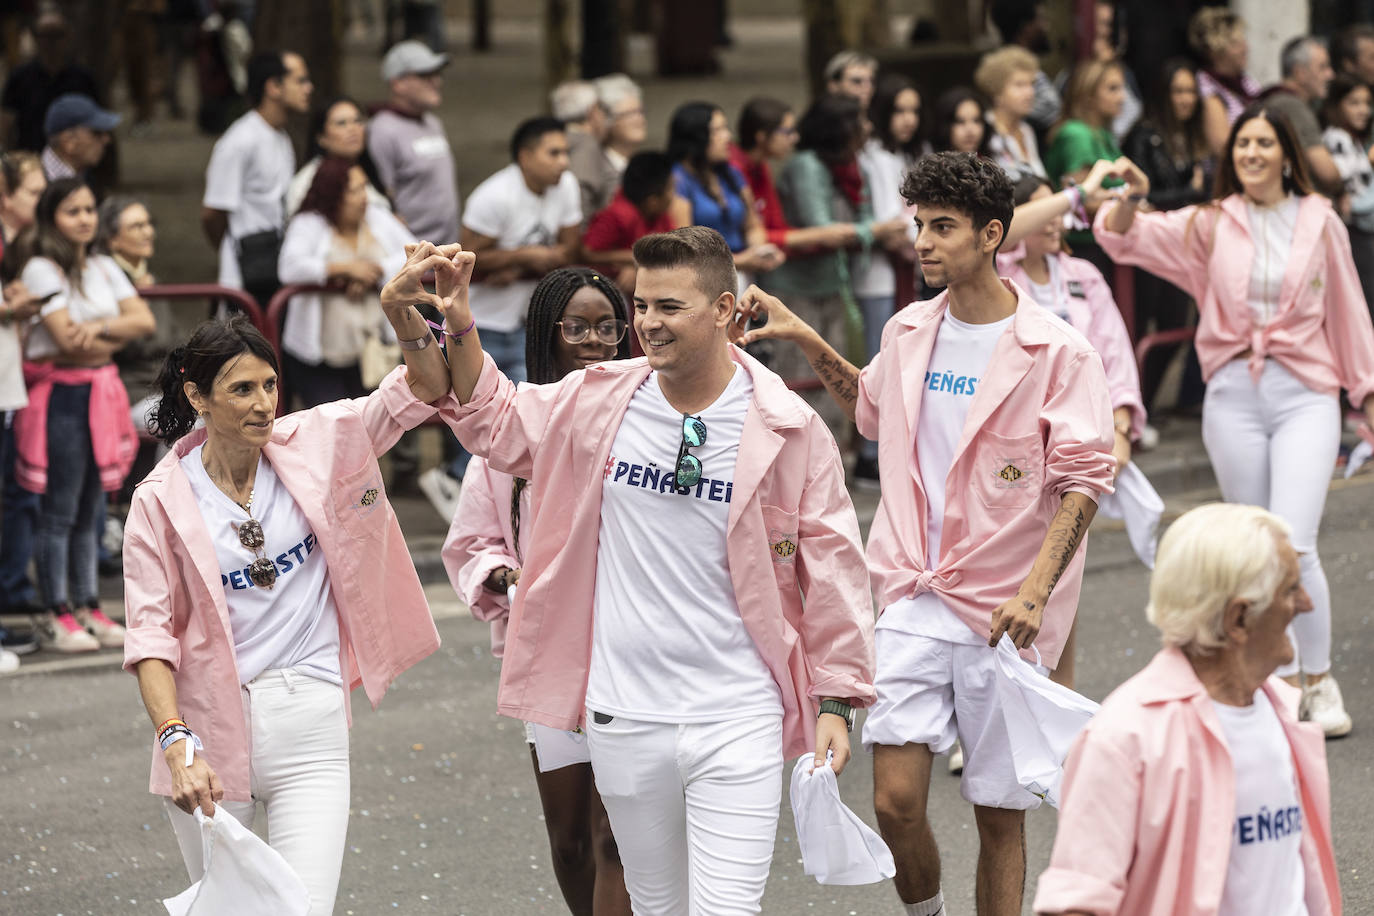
left=441, top=345, right=876, bottom=759
left=441, top=456, right=528, bottom=658
left=1094, top=194, right=1374, bottom=407
left=122, top=367, right=443, bottom=801
left=998, top=249, right=1147, bottom=439
left=857, top=281, right=1116, bottom=668
left=1034, top=647, right=1340, bottom=916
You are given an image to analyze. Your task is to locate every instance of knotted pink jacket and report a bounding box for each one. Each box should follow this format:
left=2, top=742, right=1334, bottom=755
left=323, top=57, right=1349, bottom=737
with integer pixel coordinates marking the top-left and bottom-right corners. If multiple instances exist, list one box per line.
left=122, top=367, right=443, bottom=801
left=1094, top=194, right=1374, bottom=407
left=857, top=281, right=1116, bottom=667
left=441, top=345, right=876, bottom=759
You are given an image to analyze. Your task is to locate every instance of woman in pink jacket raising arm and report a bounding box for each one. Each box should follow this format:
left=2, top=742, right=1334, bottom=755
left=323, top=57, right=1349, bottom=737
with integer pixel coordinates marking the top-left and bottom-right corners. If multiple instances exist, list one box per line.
left=123, top=278, right=453, bottom=914
left=1095, top=101, right=1374, bottom=737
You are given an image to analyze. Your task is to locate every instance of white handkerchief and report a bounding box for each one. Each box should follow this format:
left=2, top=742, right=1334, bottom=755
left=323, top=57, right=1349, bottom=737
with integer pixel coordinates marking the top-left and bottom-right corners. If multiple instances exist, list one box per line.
left=1096, top=462, right=1164, bottom=568
left=789, top=755, right=896, bottom=885
left=163, top=807, right=310, bottom=915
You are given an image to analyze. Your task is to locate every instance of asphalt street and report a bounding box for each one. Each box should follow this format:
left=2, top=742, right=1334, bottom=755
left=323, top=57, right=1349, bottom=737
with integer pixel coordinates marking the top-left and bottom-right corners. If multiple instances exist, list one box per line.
left=4, top=472, right=1374, bottom=915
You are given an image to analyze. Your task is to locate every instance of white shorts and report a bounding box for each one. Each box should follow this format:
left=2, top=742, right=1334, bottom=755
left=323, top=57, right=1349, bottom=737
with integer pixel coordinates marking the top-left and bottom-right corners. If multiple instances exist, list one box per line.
left=862, top=627, right=1048, bottom=810
left=525, top=721, right=592, bottom=772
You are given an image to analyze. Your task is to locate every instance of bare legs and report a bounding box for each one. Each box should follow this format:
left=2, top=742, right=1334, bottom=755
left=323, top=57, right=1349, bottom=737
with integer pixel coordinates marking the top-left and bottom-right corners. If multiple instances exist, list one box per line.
left=530, top=752, right=632, bottom=916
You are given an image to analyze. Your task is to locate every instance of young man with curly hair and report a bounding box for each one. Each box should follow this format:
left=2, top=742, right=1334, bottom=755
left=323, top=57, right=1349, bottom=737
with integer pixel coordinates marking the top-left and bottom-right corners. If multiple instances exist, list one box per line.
left=738, top=152, right=1116, bottom=916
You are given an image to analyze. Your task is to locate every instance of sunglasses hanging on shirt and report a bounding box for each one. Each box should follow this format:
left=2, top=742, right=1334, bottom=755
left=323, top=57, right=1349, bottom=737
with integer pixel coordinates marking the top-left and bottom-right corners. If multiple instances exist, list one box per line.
left=230, top=490, right=278, bottom=589
left=674, top=415, right=707, bottom=492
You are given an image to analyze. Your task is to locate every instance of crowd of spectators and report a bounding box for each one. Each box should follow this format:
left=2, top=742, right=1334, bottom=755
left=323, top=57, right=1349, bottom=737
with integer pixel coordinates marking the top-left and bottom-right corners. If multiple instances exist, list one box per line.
left=2, top=2, right=1374, bottom=676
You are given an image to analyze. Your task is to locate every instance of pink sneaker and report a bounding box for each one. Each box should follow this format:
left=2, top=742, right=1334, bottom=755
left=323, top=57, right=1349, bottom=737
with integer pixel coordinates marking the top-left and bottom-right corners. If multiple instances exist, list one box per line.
left=36, top=610, right=99, bottom=653
left=78, top=607, right=126, bottom=649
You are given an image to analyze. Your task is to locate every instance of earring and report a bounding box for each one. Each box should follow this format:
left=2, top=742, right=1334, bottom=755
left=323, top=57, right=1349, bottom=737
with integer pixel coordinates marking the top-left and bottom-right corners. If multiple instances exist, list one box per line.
left=1283, top=162, right=1292, bottom=178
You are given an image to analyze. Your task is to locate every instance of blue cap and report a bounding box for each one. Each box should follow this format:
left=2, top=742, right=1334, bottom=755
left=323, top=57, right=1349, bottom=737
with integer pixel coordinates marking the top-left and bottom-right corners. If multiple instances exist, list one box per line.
left=44, top=93, right=121, bottom=138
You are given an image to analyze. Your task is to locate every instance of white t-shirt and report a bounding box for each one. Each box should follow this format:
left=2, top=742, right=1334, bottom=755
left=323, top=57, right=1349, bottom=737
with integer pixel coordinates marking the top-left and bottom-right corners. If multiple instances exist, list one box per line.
left=1246, top=195, right=1299, bottom=328
left=1212, top=690, right=1308, bottom=916
left=182, top=445, right=342, bottom=686
left=878, top=312, right=1012, bottom=639
left=854, top=139, right=916, bottom=299
left=1022, top=257, right=1070, bottom=323
left=0, top=321, right=26, bottom=411
left=21, top=255, right=137, bottom=361
left=584, top=367, right=783, bottom=722
left=462, top=164, right=582, bottom=333
left=202, top=110, right=296, bottom=289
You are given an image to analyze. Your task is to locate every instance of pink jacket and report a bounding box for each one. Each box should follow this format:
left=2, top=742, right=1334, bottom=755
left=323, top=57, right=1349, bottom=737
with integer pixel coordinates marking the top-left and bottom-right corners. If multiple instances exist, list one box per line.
left=1034, top=647, right=1340, bottom=916
left=998, top=248, right=1147, bottom=439
left=441, top=345, right=876, bottom=759
left=441, top=457, right=528, bottom=658
left=857, top=281, right=1115, bottom=668
left=1094, top=194, right=1374, bottom=407
left=14, top=362, right=137, bottom=493
left=122, top=367, right=443, bottom=801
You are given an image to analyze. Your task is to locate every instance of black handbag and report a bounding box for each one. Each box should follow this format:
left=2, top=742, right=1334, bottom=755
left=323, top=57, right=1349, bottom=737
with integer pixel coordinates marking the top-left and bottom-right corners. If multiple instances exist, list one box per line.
left=234, top=229, right=282, bottom=302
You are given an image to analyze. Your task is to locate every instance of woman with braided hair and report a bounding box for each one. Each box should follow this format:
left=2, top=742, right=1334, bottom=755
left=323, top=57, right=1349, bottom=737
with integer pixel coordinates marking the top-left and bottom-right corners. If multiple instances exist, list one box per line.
left=443, top=266, right=632, bottom=915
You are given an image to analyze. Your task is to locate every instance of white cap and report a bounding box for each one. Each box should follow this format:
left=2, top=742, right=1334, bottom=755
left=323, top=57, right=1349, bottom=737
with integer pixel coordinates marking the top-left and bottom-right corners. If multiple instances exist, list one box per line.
left=381, top=40, right=450, bottom=82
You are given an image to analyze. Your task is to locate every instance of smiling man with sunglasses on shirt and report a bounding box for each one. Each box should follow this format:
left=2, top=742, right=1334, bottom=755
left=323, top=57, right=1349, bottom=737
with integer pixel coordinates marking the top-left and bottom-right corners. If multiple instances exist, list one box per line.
left=385, top=226, right=875, bottom=914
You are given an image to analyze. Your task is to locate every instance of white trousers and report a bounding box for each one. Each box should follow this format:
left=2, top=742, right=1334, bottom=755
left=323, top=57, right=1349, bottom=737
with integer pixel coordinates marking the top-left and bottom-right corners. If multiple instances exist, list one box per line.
left=585, top=711, right=784, bottom=915
left=165, top=669, right=351, bottom=916
left=1202, top=360, right=1339, bottom=675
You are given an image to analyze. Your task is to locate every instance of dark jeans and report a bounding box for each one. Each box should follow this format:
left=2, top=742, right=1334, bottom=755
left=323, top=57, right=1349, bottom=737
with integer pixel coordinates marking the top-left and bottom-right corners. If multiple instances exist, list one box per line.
left=0, top=414, right=39, bottom=608
left=444, top=326, right=527, bottom=479
left=35, top=384, right=102, bottom=609
left=283, top=354, right=367, bottom=411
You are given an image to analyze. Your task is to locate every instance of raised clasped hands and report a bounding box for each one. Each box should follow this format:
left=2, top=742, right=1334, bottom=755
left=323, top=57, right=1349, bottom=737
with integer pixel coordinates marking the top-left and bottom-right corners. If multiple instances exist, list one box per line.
left=380, top=240, right=477, bottom=331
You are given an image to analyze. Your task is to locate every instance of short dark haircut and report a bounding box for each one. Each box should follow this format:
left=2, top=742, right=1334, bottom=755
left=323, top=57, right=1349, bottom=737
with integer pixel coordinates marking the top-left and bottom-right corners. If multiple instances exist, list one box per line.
left=621, top=151, right=674, bottom=205
left=901, top=151, right=1014, bottom=246
left=737, top=97, right=791, bottom=152
left=1280, top=36, right=1324, bottom=80
left=510, top=116, right=566, bottom=163
left=1214, top=102, right=1315, bottom=200
left=149, top=316, right=280, bottom=445
left=989, top=0, right=1041, bottom=46
left=797, top=93, right=865, bottom=167
left=632, top=226, right=738, bottom=303
left=247, top=50, right=288, bottom=107
left=1332, top=23, right=1374, bottom=76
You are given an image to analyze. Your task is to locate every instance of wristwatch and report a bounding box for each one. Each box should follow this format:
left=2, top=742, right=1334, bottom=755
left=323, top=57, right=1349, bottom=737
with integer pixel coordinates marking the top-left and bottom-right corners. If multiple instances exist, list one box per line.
left=818, top=698, right=855, bottom=732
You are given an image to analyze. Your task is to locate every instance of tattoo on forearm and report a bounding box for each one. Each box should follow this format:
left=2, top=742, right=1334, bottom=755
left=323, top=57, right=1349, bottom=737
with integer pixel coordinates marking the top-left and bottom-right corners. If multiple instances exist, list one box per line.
left=1042, top=497, right=1089, bottom=596
left=812, top=351, right=859, bottom=408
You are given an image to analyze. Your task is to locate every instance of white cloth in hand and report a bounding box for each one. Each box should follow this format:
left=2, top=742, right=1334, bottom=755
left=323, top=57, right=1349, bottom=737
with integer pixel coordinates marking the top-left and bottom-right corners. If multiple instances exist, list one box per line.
left=789, top=754, right=896, bottom=885
left=163, top=807, right=310, bottom=915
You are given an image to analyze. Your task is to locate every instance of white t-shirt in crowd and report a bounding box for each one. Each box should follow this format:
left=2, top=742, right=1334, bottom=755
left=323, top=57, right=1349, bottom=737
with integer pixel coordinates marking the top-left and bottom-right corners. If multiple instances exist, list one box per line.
left=1023, top=257, right=1070, bottom=323
left=21, top=255, right=137, bottom=361
left=1246, top=194, right=1299, bottom=328
left=584, top=366, right=783, bottom=722
left=878, top=311, right=1013, bottom=640
left=202, top=109, right=296, bottom=289
left=1212, top=690, right=1308, bottom=916
left=854, top=139, right=917, bottom=299
left=182, top=445, right=342, bottom=686
left=462, top=164, right=582, bottom=333
left=0, top=322, right=26, bottom=412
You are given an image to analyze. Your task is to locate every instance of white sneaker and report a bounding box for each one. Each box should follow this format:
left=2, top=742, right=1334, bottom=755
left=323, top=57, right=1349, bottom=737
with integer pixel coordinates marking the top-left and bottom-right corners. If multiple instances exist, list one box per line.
left=0, top=647, right=18, bottom=673
left=948, top=740, right=964, bottom=775
left=418, top=467, right=462, bottom=522
left=1302, top=676, right=1353, bottom=738
left=1136, top=423, right=1160, bottom=451
left=34, top=611, right=100, bottom=653
left=77, top=607, right=126, bottom=649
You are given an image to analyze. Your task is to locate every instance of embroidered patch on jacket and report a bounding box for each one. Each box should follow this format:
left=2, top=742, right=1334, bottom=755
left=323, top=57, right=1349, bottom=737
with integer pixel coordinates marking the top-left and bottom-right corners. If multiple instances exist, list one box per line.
left=770, top=530, right=798, bottom=563
left=1066, top=279, right=1086, bottom=298
left=993, top=460, right=1029, bottom=488
left=350, top=474, right=386, bottom=518
left=1311, top=275, right=1324, bottom=293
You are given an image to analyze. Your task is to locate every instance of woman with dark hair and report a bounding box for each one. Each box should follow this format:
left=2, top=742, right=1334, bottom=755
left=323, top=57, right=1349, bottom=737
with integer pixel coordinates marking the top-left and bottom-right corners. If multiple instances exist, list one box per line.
left=277, top=157, right=416, bottom=408
left=124, top=240, right=459, bottom=913
left=667, top=101, right=783, bottom=277
left=930, top=86, right=993, bottom=158
left=1321, top=74, right=1374, bottom=313
left=858, top=74, right=926, bottom=326
left=12, top=177, right=155, bottom=653
left=1097, top=103, right=1374, bottom=738
left=443, top=266, right=632, bottom=915
left=768, top=93, right=907, bottom=448
left=1123, top=57, right=1213, bottom=414
left=286, top=96, right=390, bottom=217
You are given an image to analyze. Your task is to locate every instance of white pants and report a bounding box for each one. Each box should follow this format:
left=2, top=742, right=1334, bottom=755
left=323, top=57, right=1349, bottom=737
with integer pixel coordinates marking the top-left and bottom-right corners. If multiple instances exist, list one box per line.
left=585, top=711, right=783, bottom=915
left=165, top=669, right=351, bottom=916
left=1203, top=360, right=1339, bottom=676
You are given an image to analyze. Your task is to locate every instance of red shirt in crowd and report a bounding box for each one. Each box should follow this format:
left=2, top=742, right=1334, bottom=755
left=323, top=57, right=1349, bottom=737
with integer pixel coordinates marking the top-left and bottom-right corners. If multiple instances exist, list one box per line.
left=728, top=144, right=789, bottom=248
left=583, top=190, right=676, bottom=258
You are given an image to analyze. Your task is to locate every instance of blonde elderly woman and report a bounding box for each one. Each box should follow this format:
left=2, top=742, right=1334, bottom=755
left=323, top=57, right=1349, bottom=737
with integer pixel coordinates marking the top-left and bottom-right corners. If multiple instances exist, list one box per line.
left=1189, top=7, right=1261, bottom=156
left=976, top=46, right=1049, bottom=181
left=1034, top=503, right=1341, bottom=916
